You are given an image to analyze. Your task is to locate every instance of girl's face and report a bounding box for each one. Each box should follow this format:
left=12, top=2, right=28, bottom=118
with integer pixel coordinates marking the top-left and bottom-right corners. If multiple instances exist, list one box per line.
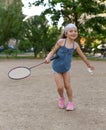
left=66, top=27, right=78, bottom=40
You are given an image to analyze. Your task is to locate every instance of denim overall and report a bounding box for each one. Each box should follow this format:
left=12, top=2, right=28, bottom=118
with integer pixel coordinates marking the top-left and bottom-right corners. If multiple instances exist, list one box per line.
left=52, top=39, right=75, bottom=73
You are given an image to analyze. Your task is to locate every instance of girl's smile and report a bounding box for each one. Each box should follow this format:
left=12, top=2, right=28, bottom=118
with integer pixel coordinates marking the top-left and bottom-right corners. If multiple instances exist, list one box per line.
left=66, top=28, right=78, bottom=40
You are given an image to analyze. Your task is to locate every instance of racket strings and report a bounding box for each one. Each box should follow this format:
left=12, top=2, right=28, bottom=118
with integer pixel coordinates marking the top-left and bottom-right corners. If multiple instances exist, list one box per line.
left=8, top=67, right=31, bottom=79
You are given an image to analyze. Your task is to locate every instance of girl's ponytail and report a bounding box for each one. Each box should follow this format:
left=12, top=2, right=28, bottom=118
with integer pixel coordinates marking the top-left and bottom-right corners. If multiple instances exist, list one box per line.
left=59, top=30, right=67, bottom=39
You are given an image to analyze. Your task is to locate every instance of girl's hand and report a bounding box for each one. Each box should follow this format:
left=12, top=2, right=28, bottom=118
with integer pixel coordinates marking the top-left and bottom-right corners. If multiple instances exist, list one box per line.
left=45, top=57, right=51, bottom=64
left=87, top=65, right=95, bottom=75
left=88, top=65, right=95, bottom=70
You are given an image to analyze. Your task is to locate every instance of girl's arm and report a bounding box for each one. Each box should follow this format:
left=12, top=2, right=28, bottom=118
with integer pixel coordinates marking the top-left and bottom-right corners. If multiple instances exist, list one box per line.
left=45, top=39, right=62, bottom=63
left=75, top=43, right=94, bottom=70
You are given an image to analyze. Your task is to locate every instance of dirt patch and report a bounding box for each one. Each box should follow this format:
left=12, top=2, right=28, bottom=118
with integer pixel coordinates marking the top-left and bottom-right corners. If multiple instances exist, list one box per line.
left=0, top=59, right=106, bottom=130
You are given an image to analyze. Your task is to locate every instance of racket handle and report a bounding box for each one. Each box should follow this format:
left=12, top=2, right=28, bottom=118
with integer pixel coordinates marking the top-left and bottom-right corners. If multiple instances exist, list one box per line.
left=50, top=56, right=59, bottom=61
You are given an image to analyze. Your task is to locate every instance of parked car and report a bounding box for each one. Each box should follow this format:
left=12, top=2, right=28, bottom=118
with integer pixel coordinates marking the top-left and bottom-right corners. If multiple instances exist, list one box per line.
left=97, top=43, right=106, bottom=58
left=0, top=46, right=4, bottom=52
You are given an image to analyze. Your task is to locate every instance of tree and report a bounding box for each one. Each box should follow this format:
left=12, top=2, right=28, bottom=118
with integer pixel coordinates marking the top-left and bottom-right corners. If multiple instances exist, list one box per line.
left=45, top=26, right=61, bottom=52
left=0, top=0, right=24, bottom=56
left=33, top=0, right=106, bottom=52
left=23, top=15, right=50, bottom=57
left=8, top=0, right=24, bottom=55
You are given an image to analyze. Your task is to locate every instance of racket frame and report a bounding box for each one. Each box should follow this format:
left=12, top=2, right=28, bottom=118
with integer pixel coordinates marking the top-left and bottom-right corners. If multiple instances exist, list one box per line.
left=8, top=66, right=31, bottom=80
left=8, top=56, right=59, bottom=80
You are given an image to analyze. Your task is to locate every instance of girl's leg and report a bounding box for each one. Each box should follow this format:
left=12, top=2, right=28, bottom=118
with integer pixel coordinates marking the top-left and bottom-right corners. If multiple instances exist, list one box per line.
left=63, top=72, right=75, bottom=110
left=62, top=72, right=72, bottom=102
left=54, top=72, right=65, bottom=108
left=54, top=72, right=64, bottom=98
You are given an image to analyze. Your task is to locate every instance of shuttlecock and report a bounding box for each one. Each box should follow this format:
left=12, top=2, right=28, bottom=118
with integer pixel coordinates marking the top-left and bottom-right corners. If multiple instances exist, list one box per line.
left=87, top=68, right=93, bottom=75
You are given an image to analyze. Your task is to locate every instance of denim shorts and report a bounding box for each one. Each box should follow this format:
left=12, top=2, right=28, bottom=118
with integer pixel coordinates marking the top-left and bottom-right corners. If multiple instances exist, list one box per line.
left=52, top=68, right=71, bottom=74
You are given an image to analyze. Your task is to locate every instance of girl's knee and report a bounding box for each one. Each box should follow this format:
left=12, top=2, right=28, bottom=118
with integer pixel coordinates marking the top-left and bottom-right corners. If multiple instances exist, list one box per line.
left=65, top=84, right=71, bottom=90
left=57, top=87, right=63, bottom=91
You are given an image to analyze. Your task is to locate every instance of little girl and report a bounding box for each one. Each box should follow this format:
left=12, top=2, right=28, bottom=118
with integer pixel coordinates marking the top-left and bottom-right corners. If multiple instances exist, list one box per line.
left=45, top=23, right=94, bottom=111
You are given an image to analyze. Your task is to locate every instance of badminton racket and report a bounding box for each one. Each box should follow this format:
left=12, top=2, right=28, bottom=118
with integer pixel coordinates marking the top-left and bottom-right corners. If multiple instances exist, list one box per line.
left=8, top=56, right=58, bottom=80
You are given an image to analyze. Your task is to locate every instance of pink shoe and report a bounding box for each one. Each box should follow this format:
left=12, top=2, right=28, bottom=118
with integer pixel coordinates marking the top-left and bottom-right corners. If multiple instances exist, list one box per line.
left=58, top=97, right=65, bottom=109
left=66, top=102, right=75, bottom=111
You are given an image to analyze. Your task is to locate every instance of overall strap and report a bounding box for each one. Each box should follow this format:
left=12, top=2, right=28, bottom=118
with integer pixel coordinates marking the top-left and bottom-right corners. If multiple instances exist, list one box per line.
left=73, top=42, right=75, bottom=49
left=64, top=39, right=66, bottom=46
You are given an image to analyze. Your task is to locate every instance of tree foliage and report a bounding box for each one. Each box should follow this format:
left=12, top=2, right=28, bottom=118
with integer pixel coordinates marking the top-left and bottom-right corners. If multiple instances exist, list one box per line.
left=33, top=0, right=106, bottom=50
left=0, top=0, right=24, bottom=56
left=0, top=0, right=23, bottom=55
left=0, top=0, right=106, bottom=57
left=23, top=15, right=49, bottom=57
